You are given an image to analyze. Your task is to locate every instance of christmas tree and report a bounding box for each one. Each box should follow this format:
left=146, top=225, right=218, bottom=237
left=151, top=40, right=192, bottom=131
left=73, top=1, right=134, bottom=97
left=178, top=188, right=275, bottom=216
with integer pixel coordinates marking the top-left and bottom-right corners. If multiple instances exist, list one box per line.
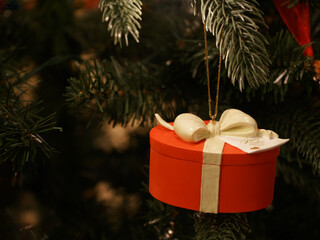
left=1, top=0, right=320, bottom=239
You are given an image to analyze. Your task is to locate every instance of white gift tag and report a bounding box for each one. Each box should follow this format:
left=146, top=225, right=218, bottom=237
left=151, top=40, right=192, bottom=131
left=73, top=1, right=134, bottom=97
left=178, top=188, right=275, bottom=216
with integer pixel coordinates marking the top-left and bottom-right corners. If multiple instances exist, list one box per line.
left=218, top=135, right=289, bottom=154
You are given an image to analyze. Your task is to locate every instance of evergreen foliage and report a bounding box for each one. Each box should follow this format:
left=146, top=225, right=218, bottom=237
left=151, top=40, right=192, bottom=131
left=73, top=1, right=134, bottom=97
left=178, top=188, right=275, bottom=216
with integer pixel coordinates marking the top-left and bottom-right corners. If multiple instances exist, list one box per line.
left=99, top=0, right=142, bottom=46
left=243, top=30, right=313, bottom=102
left=0, top=49, right=60, bottom=173
left=268, top=30, right=312, bottom=85
left=66, top=59, right=179, bottom=127
left=98, top=0, right=272, bottom=90
left=199, top=0, right=271, bottom=90
left=143, top=197, right=194, bottom=240
left=194, top=212, right=250, bottom=240
left=0, top=103, right=59, bottom=172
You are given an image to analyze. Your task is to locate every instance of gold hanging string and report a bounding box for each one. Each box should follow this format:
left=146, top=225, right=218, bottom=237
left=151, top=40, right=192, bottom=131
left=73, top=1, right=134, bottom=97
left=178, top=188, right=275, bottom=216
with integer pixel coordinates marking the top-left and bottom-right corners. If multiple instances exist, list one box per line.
left=214, top=29, right=223, bottom=120
left=203, top=20, right=212, bottom=119
left=203, top=20, right=223, bottom=121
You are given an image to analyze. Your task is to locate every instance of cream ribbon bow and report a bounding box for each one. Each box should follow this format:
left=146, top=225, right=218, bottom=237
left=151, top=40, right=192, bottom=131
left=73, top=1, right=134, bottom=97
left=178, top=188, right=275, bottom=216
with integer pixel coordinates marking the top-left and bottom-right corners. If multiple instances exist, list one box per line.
left=155, top=109, right=278, bottom=143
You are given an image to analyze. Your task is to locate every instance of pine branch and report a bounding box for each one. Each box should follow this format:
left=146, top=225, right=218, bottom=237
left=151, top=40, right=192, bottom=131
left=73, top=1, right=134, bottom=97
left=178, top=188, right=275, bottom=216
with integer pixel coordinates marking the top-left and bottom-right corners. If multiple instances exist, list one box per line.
left=0, top=102, right=61, bottom=172
left=199, top=0, right=271, bottom=90
left=0, top=49, right=61, bottom=173
left=99, top=0, right=142, bottom=46
left=144, top=198, right=182, bottom=240
left=65, top=58, right=180, bottom=127
left=243, top=30, right=313, bottom=102
left=194, top=212, right=250, bottom=240
left=179, top=29, right=313, bottom=100
left=269, top=30, right=312, bottom=85
left=137, top=175, right=194, bottom=240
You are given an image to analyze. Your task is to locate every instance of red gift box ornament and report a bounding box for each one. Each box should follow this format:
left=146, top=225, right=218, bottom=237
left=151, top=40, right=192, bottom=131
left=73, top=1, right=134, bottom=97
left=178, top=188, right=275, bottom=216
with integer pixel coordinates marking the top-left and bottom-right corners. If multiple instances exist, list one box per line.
left=149, top=109, right=289, bottom=213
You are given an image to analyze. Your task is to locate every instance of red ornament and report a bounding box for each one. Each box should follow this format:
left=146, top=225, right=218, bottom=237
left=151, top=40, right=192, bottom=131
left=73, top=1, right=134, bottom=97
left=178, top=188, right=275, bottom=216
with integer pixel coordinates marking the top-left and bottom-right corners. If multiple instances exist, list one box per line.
left=149, top=122, right=280, bottom=213
left=273, top=0, right=313, bottom=57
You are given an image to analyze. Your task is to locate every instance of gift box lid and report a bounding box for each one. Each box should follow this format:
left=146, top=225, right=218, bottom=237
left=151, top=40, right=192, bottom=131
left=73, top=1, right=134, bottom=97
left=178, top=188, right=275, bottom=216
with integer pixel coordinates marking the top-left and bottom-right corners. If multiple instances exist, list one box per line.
left=150, top=123, right=280, bottom=166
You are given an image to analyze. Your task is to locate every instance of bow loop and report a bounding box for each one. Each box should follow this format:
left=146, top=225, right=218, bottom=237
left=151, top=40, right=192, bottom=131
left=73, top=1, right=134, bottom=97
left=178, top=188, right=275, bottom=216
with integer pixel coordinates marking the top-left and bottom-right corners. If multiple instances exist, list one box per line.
left=219, top=109, right=258, bottom=138
left=173, top=113, right=210, bottom=142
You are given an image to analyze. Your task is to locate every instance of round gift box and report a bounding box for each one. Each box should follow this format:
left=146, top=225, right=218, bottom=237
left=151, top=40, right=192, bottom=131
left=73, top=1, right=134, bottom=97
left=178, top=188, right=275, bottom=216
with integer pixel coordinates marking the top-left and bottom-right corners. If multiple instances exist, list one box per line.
left=149, top=123, right=280, bottom=213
